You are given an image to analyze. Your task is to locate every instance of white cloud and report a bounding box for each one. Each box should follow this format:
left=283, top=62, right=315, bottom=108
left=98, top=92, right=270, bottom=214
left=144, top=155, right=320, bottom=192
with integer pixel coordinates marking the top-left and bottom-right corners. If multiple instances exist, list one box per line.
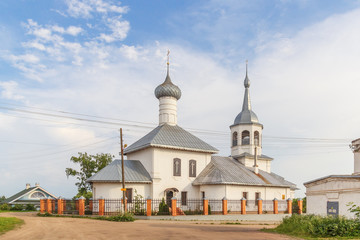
left=66, top=26, right=83, bottom=36
left=0, top=81, right=24, bottom=100
left=66, top=0, right=128, bottom=18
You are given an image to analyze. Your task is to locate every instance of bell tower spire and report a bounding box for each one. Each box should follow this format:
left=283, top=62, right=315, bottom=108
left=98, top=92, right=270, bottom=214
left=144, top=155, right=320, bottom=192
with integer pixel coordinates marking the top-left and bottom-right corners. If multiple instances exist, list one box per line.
left=230, top=61, right=263, bottom=157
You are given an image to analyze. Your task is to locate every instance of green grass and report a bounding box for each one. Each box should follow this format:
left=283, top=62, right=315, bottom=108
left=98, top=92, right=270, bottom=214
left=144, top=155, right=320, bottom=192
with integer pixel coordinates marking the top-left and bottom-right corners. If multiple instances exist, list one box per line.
left=263, top=214, right=360, bottom=239
left=0, top=217, right=24, bottom=235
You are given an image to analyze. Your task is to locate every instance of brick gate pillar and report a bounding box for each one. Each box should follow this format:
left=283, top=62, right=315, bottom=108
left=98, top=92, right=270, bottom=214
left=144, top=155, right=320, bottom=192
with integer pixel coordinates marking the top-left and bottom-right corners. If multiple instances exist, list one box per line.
left=146, top=199, right=152, bottom=216
left=203, top=198, right=208, bottom=215
left=46, top=197, right=52, bottom=214
left=287, top=198, right=292, bottom=214
left=257, top=198, right=263, bottom=214
left=99, top=198, right=105, bottom=216
left=298, top=199, right=303, bottom=214
left=57, top=198, right=63, bottom=215
left=78, top=196, right=85, bottom=216
left=171, top=197, right=177, bottom=216
left=273, top=198, right=278, bottom=214
left=241, top=198, right=246, bottom=215
left=222, top=197, right=227, bottom=215
left=40, top=199, right=46, bottom=213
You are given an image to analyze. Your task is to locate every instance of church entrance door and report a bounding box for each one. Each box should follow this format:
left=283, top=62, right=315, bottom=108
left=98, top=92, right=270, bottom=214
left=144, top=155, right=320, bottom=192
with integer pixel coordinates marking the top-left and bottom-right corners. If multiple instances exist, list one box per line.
left=166, top=191, right=173, bottom=206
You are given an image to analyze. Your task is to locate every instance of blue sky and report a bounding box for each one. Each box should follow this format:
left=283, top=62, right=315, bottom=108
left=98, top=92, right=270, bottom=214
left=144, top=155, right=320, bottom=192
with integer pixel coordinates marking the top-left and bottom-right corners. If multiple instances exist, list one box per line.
left=1, top=0, right=360, bottom=198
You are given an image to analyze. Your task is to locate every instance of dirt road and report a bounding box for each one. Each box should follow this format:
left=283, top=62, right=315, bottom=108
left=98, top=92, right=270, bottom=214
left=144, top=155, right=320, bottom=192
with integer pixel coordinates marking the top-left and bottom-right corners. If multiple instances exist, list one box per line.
left=1, top=212, right=298, bottom=240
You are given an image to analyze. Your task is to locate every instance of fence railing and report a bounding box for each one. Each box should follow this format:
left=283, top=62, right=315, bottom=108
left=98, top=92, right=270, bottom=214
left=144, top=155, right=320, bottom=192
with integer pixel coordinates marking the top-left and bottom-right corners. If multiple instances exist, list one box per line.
left=40, top=198, right=296, bottom=216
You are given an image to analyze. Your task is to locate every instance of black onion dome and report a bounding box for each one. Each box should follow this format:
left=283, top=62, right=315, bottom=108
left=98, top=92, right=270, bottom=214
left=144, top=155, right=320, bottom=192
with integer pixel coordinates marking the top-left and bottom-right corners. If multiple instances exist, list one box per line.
left=154, top=73, right=181, bottom=100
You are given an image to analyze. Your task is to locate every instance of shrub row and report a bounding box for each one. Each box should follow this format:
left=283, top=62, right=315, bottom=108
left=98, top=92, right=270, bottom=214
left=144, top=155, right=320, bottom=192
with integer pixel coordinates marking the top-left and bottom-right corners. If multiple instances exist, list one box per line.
left=274, top=214, right=360, bottom=238
left=37, top=212, right=135, bottom=222
left=0, top=204, right=36, bottom=211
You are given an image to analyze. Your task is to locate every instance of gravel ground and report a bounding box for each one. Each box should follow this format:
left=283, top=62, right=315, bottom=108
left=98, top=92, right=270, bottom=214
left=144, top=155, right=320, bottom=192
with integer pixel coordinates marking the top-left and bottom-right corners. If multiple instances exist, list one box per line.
left=1, top=212, right=300, bottom=240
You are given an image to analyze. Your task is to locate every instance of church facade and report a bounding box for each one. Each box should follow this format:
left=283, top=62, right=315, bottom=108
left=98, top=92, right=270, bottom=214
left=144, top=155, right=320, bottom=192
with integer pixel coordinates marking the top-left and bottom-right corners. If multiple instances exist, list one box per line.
left=87, top=59, right=296, bottom=203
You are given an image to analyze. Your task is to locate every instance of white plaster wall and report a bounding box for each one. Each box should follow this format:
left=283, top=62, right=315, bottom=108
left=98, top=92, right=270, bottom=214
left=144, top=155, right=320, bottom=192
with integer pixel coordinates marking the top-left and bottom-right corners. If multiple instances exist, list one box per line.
left=230, top=124, right=263, bottom=156
left=200, top=185, right=291, bottom=200
left=199, top=185, right=226, bottom=199
left=159, top=96, right=177, bottom=126
left=354, top=151, right=360, bottom=175
left=151, top=148, right=211, bottom=199
left=306, top=179, right=360, bottom=218
left=92, top=183, right=151, bottom=199
left=241, top=157, right=272, bottom=173
left=126, top=148, right=154, bottom=178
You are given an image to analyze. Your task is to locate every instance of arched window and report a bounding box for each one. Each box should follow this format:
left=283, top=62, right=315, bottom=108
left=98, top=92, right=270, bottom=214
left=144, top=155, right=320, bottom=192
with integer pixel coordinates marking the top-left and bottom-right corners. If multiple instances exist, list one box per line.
left=30, top=191, right=45, bottom=199
left=232, top=132, right=238, bottom=146
left=173, top=158, right=181, bottom=176
left=254, top=131, right=260, bottom=146
left=241, top=130, right=250, bottom=145
left=189, top=160, right=196, bottom=177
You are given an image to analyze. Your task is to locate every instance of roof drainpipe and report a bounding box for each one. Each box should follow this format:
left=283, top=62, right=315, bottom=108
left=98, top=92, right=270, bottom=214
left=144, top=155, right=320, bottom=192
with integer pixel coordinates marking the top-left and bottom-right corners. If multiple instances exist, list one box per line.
left=254, top=146, right=259, bottom=174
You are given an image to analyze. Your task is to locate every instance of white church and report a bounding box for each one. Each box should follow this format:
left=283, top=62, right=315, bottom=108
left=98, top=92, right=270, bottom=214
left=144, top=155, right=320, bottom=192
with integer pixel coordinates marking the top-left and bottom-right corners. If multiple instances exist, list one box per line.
left=87, top=58, right=297, bottom=204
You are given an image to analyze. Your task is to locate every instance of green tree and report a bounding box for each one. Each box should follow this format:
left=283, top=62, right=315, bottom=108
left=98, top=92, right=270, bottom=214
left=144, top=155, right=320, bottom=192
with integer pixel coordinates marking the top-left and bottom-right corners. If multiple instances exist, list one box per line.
left=0, top=196, right=6, bottom=202
left=65, top=152, right=113, bottom=196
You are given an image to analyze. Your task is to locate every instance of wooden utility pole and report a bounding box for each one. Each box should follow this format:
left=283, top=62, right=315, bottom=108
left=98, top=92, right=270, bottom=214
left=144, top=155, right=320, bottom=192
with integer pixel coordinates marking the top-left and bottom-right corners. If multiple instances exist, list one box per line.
left=120, top=128, right=126, bottom=213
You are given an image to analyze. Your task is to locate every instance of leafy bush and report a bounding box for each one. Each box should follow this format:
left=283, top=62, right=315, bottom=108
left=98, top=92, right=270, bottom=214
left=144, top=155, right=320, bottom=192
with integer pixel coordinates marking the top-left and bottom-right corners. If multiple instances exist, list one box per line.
left=273, top=214, right=360, bottom=238
left=158, top=198, right=169, bottom=215
left=10, top=205, right=24, bottom=211
left=25, top=204, right=36, bottom=211
left=0, top=204, right=10, bottom=211
left=96, top=212, right=135, bottom=222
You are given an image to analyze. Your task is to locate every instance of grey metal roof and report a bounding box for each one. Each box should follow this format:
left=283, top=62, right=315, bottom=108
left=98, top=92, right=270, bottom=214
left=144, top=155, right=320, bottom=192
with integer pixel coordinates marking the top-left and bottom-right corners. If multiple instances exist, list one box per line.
left=86, top=160, right=152, bottom=183
left=304, top=174, right=360, bottom=186
left=154, top=66, right=181, bottom=100
left=233, top=152, right=273, bottom=160
left=124, top=124, right=218, bottom=154
left=193, top=156, right=296, bottom=188
left=233, top=68, right=262, bottom=126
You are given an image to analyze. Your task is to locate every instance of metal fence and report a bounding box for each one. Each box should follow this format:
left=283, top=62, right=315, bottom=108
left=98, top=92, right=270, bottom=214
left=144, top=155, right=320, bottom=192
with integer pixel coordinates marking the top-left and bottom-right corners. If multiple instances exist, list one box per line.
left=63, top=199, right=79, bottom=215
left=263, top=200, right=274, bottom=213
left=246, top=200, right=258, bottom=212
left=127, top=198, right=147, bottom=215
left=179, top=199, right=203, bottom=215
left=227, top=200, right=241, bottom=214
left=44, top=198, right=289, bottom=216
left=278, top=200, right=287, bottom=212
left=208, top=199, right=222, bottom=215
left=92, top=199, right=99, bottom=215
left=151, top=199, right=170, bottom=215
left=104, top=199, right=123, bottom=215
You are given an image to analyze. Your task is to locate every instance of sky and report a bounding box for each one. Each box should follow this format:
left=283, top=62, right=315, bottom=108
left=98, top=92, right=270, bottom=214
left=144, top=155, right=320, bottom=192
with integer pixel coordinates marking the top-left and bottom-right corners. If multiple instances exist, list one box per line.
left=1, top=0, right=360, bottom=199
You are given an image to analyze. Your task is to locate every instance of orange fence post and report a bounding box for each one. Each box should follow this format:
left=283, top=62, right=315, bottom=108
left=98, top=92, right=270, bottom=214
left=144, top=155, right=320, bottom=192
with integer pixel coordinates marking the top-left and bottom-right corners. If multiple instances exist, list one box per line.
left=203, top=198, right=208, bottom=215
left=287, top=198, right=292, bottom=214
left=298, top=199, right=303, bottom=214
left=273, top=198, right=278, bottom=214
left=78, top=197, right=85, bottom=216
left=146, top=199, right=152, bottom=216
left=99, top=198, right=105, bottom=216
left=40, top=199, right=46, bottom=213
left=241, top=198, right=246, bottom=215
left=46, top=198, right=52, bottom=214
left=222, top=197, right=228, bottom=215
left=257, top=198, right=263, bottom=214
left=57, top=198, right=63, bottom=215
left=171, top=197, right=177, bottom=216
